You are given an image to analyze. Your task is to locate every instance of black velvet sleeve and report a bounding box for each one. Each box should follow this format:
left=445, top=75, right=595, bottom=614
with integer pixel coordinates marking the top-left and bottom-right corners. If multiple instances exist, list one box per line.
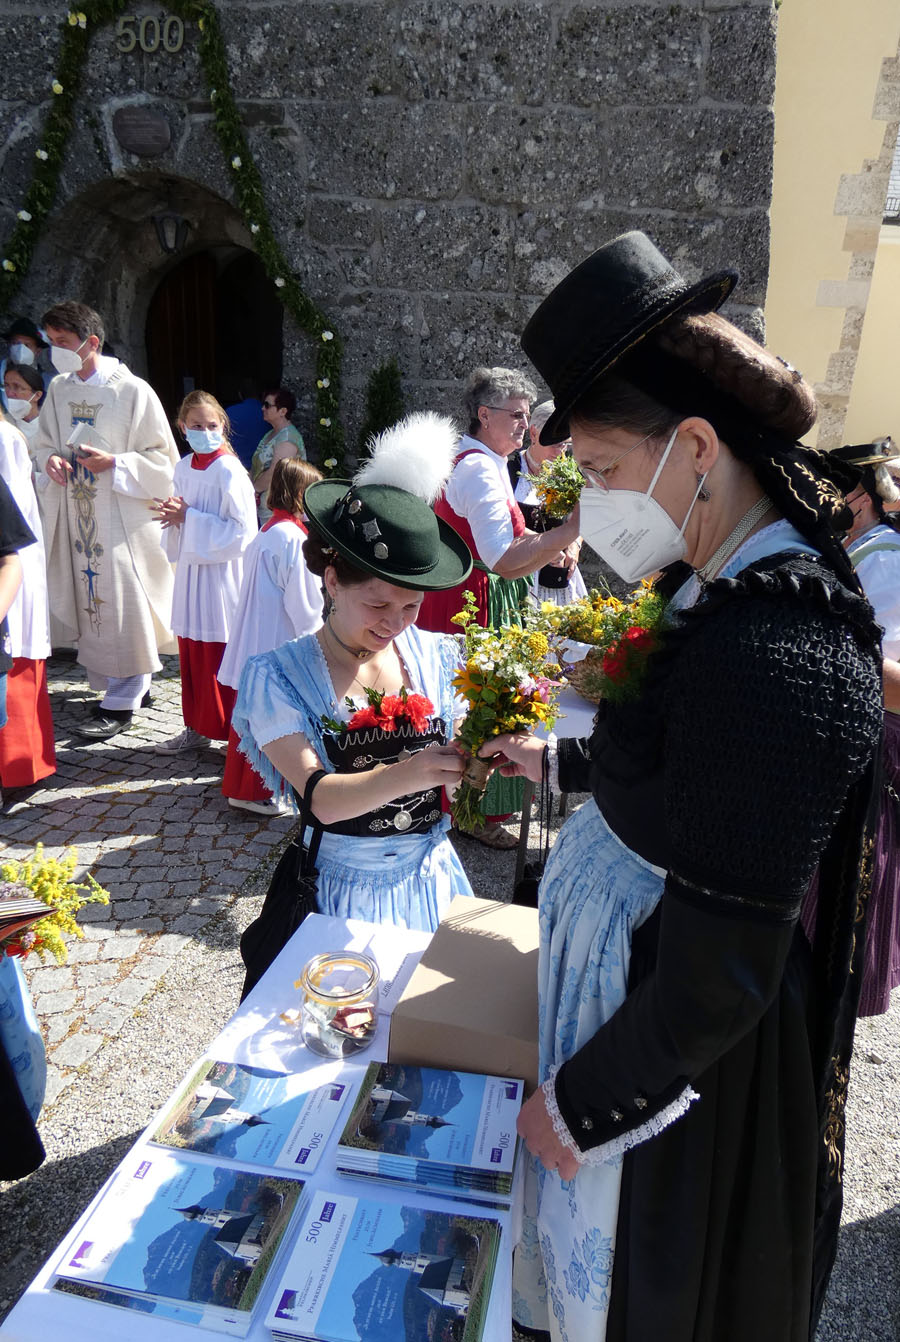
left=554, top=591, right=883, bottom=1152
left=556, top=734, right=593, bottom=793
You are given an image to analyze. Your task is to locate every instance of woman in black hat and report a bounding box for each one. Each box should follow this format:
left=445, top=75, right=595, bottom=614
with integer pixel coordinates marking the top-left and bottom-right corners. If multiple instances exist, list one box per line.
left=799, top=438, right=900, bottom=1019
left=233, top=412, right=476, bottom=932
left=480, top=233, right=883, bottom=1341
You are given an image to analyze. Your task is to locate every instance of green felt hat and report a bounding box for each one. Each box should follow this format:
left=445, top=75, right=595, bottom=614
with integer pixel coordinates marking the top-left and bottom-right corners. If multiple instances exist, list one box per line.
left=303, top=479, right=472, bottom=591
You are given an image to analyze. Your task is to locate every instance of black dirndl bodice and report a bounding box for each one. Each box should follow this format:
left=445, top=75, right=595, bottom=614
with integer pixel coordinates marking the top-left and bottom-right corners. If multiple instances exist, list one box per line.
left=320, top=718, right=448, bottom=837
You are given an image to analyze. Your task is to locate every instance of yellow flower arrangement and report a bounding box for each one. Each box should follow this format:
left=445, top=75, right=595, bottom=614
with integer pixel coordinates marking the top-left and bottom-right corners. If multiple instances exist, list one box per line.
left=527, top=453, right=584, bottom=519
left=549, top=581, right=668, bottom=704
left=1, top=845, right=109, bottom=964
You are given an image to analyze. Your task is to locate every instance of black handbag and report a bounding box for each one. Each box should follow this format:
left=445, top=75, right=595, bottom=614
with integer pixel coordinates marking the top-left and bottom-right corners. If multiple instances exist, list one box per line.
left=511, top=751, right=552, bottom=908
left=239, top=770, right=326, bottom=1001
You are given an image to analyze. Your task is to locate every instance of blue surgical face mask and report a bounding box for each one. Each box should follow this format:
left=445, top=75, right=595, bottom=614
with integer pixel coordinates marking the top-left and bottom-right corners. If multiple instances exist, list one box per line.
left=185, top=427, right=224, bottom=455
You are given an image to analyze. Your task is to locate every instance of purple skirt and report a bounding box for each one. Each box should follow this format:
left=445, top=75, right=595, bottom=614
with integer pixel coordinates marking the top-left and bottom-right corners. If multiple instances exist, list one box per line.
left=802, top=711, right=900, bottom=1017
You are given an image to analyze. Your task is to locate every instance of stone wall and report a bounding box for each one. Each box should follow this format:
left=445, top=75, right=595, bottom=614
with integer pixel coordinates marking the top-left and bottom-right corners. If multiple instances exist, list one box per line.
left=0, top=0, right=776, bottom=452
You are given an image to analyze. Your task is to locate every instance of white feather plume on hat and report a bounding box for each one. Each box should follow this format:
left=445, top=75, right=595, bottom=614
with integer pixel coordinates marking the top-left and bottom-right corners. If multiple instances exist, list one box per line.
left=353, top=411, right=458, bottom=505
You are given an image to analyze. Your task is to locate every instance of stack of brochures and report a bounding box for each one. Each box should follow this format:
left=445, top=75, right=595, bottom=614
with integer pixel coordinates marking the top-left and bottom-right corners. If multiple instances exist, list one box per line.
left=266, top=1188, right=503, bottom=1342
left=149, top=1058, right=351, bottom=1175
left=334, top=1061, right=522, bottom=1204
left=52, top=1148, right=305, bottom=1336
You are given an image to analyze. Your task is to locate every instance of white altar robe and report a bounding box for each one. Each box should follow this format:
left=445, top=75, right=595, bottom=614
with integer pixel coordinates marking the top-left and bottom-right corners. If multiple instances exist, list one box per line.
left=162, top=452, right=258, bottom=643
left=0, top=420, right=50, bottom=660
left=218, top=517, right=323, bottom=690
left=33, top=361, right=179, bottom=678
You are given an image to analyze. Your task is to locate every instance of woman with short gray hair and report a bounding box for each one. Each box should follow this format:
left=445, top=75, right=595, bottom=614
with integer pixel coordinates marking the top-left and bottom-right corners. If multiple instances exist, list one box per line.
left=419, top=366, right=581, bottom=848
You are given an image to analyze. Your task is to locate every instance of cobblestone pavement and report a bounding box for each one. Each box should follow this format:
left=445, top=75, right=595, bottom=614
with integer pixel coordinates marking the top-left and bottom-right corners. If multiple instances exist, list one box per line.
left=1, top=653, right=295, bottom=1110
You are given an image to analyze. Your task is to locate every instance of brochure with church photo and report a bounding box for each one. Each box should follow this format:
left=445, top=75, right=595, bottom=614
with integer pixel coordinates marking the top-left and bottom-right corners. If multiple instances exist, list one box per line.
left=266, top=1189, right=502, bottom=1342
left=150, top=1058, right=350, bottom=1175
left=53, top=1149, right=305, bottom=1336
left=335, top=1062, right=522, bottom=1203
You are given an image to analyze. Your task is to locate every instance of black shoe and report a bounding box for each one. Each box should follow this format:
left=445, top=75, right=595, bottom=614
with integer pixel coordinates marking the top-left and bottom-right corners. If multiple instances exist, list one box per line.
left=75, top=710, right=133, bottom=740
left=1, top=783, right=39, bottom=815
left=140, top=690, right=152, bottom=708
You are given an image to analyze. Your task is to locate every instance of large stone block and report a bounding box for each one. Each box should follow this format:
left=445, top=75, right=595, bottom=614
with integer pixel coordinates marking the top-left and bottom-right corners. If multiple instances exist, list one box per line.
left=396, top=4, right=551, bottom=105
left=377, top=203, right=512, bottom=291
left=608, top=107, right=773, bottom=211
left=307, top=198, right=379, bottom=248
left=299, top=100, right=465, bottom=199
left=334, top=287, right=421, bottom=381
left=705, top=7, right=775, bottom=106
left=553, top=7, right=704, bottom=108
left=81, top=20, right=142, bottom=100
left=465, top=105, right=607, bottom=206
left=220, top=4, right=395, bottom=101
left=172, top=114, right=234, bottom=203
left=417, top=291, right=536, bottom=380
left=0, top=14, right=61, bottom=102
left=243, top=121, right=307, bottom=241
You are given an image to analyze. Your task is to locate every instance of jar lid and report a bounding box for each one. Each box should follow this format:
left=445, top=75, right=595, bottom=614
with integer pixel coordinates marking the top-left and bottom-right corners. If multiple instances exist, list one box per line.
left=298, top=951, right=379, bottom=1007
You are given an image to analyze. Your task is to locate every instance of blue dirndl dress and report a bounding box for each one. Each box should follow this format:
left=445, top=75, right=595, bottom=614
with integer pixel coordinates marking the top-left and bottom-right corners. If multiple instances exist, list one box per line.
left=514, top=522, right=818, bottom=1341
left=232, top=624, right=473, bottom=931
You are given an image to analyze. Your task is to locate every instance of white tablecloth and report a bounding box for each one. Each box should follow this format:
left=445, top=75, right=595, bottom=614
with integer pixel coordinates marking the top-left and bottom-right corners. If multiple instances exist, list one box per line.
left=1, top=915, right=514, bottom=1342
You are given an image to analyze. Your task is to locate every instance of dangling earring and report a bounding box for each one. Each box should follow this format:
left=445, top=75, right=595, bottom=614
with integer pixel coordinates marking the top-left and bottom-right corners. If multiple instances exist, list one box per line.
left=697, top=476, right=711, bottom=502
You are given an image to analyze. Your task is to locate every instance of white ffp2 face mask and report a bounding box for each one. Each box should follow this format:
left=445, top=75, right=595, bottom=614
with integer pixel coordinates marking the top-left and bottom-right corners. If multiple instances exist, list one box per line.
left=6, top=396, right=35, bottom=419
left=50, top=339, right=89, bottom=375
left=578, top=427, right=707, bottom=583
left=9, top=342, right=35, bottom=365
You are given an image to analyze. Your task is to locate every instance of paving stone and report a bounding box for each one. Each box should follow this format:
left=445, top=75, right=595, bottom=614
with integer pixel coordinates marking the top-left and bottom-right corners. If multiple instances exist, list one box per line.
left=45, top=1018, right=70, bottom=1046
left=74, top=963, right=120, bottom=987
left=131, top=954, right=176, bottom=978
left=108, top=977, right=157, bottom=1007
left=118, top=916, right=166, bottom=933
left=85, top=1004, right=131, bottom=1035
left=26, top=967, right=75, bottom=994
left=42, top=1064, right=75, bottom=1107
left=63, top=940, right=101, bottom=964
left=50, top=1033, right=104, bottom=1067
left=96, top=935, right=143, bottom=962
left=33, top=990, right=78, bottom=1015
left=149, top=933, right=190, bottom=956
left=78, top=902, right=114, bottom=923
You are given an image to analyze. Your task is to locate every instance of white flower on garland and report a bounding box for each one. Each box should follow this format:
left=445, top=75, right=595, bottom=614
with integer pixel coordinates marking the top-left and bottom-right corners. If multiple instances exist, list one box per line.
left=231, top=155, right=241, bottom=169
left=274, top=277, right=285, bottom=288
left=320, top=417, right=332, bottom=427
left=52, top=81, right=63, bottom=95
left=321, top=330, right=334, bottom=341
left=35, top=149, right=48, bottom=161
left=316, top=378, right=330, bottom=389
left=67, top=11, right=87, bottom=28
left=250, top=223, right=260, bottom=234
left=2, top=259, right=16, bottom=272
left=324, top=458, right=337, bottom=469
left=16, top=210, right=31, bottom=222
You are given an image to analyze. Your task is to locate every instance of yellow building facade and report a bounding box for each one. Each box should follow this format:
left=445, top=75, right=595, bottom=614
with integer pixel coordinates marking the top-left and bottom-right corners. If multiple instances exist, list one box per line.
left=766, top=0, right=900, bottom=448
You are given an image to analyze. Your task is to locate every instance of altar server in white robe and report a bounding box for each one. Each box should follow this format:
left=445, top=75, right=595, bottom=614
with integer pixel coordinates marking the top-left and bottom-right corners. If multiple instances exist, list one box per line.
left=219, top=456, right=324, bottom=813
left=0, top=412, right=55, bottom=804
left=34, top=300, right=179, bottom=741
left=152, top=391, right=258, bottom=754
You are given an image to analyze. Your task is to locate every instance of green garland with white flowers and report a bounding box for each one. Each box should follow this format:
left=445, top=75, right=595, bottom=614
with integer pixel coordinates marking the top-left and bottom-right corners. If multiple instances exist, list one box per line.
left=0, top=1, right=345, bottom=467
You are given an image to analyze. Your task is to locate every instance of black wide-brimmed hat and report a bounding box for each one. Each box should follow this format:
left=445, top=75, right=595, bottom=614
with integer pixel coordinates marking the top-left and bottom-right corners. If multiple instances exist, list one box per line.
left=830, top=437, right=899, bottom=470
left=1, top=317, right=47, bottom=347
left=304, top=478, right=472, bottom=591
left=521, top=231, right=738, bottom=444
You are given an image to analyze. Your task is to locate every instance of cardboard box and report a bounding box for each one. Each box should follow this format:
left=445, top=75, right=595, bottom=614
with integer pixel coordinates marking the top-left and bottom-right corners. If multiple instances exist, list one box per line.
left=388, top=894, right=539, bottom=1090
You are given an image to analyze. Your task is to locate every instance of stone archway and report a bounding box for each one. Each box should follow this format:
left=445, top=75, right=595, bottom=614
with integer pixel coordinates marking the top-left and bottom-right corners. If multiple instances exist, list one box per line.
left=12, top=171, right=260, bottom=381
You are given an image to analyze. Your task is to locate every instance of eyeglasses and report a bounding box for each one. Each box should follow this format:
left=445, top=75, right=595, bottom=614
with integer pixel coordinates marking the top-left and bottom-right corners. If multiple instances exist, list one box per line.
left=580, top=431, right=655, bottom=493
left=483, top=405, right=530, bottom=424
left=263, top=400, right=278, bottom=409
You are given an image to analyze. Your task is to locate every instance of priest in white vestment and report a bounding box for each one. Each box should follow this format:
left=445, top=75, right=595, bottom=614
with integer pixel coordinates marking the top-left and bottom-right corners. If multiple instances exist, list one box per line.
left=33, top=300, right=178, bottom=740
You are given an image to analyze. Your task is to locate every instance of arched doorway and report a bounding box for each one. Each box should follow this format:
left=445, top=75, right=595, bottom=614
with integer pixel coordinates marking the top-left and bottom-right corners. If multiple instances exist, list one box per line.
left=145, top=247, right=283, bottom=425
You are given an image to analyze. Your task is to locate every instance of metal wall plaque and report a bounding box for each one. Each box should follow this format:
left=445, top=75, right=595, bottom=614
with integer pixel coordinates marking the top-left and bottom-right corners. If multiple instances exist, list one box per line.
left=112, top=105, right=172, bottom=158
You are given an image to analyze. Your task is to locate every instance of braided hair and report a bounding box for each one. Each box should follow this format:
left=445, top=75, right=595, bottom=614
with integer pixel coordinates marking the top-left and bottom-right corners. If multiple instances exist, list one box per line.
left=570, top=311, right=863, bottom=592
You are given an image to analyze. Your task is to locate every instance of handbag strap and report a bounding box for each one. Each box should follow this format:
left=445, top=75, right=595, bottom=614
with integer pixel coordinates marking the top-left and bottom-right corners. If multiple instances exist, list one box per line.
left=298, top=769, right=326, bottom=873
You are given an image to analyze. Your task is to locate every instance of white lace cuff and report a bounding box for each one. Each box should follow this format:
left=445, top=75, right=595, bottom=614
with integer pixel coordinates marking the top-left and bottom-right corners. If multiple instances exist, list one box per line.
left=542, top=1066, right=700, bottom=1168
left=544, top=735, right=560, bottom=795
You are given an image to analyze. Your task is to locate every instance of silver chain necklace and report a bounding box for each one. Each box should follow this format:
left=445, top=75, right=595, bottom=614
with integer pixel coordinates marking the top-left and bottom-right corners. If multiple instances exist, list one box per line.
left=695, top=495, right=773, bottom=585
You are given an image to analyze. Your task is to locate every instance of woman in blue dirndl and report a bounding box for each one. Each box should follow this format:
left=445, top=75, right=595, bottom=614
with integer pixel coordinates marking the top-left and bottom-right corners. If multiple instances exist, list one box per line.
left=482, top=233, right=885, bottom=1342
left=233, top=413, right=476, bottom=931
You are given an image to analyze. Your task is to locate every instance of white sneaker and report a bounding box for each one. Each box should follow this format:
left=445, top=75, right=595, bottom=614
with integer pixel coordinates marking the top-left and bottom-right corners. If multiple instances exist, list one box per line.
left=227, top=796, right=291, bottom=816
left=154, top=727, right=207, bottom=754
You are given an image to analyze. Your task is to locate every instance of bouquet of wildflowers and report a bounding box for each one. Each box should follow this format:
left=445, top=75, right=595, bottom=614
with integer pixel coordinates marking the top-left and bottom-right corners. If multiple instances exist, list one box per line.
left=544, top=580, right=668, bottom=704
left=526, top=452, right=584, bottom=519
left=1, top=845, right=109, bottom=964
left=449, top=592, right=563, bottom=828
